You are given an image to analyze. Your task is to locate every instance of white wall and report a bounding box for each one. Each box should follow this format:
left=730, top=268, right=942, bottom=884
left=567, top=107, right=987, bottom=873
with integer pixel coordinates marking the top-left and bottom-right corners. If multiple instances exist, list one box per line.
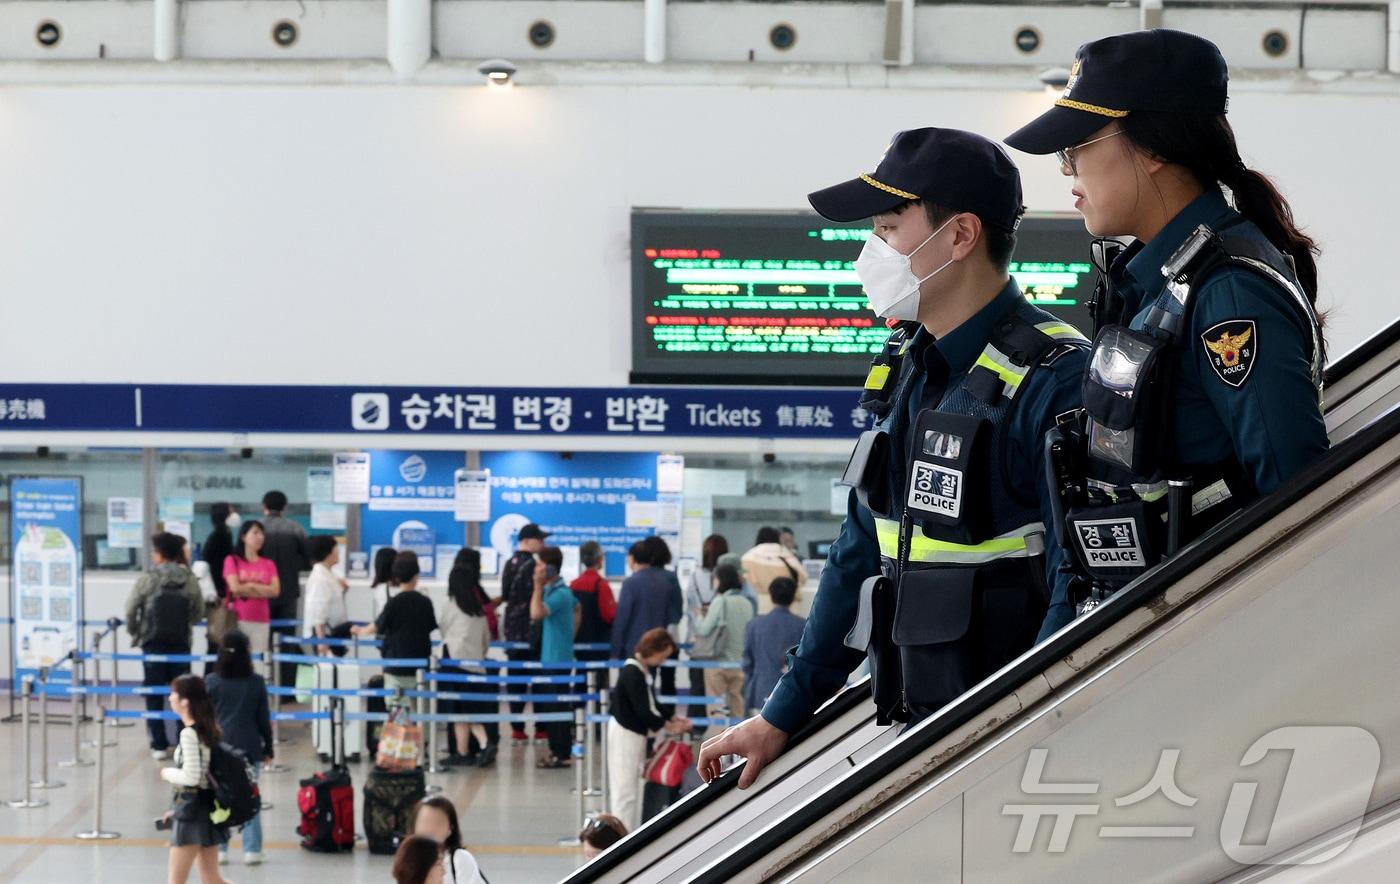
left=0, top=79, right=1396, bottom=389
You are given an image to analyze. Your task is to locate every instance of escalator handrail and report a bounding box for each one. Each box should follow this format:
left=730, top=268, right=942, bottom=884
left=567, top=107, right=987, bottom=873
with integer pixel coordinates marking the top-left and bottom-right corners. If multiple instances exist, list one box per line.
left=563, top=676, right=873, bottom=882
left=695, top=401, right=1400, bottom=883
left=1325, top=313, right=1400, bottom=387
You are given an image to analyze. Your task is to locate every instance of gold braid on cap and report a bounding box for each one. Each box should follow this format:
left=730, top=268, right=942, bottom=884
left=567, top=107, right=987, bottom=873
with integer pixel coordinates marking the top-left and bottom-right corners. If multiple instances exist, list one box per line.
left=859, top=174, right=919, bottom=201
left=1054, top=98, right=1130, bottom=118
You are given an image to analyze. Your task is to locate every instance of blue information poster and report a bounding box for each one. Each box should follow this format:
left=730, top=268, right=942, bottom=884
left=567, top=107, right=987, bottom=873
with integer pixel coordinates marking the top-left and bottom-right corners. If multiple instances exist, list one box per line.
left=10, top=476, right=83, bottom=691
left=481, top=452, right=659, bottom=575
left=359, top=451, right=464, bottom=577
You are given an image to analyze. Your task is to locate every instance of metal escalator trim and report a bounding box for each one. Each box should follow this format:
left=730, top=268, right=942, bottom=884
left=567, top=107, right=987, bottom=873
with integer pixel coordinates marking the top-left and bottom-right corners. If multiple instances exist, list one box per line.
left=1324, top=313, right=1400, bottom=391
left=1218, top=794, right=1400, bottom=882
left=689, top=402, right=1400, bottom=884
left=561, top=677, right=873, bottom=882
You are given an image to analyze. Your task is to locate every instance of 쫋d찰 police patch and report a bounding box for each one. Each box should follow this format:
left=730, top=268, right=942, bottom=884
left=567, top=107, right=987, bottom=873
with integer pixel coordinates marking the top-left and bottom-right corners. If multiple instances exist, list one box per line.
left=1201, top=319, right=1257, bottom=388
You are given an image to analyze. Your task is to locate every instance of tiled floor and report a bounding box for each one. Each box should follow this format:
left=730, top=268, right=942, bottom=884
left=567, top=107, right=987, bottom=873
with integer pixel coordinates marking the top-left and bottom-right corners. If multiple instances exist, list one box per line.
left=1, top=703, right=601, bottom=883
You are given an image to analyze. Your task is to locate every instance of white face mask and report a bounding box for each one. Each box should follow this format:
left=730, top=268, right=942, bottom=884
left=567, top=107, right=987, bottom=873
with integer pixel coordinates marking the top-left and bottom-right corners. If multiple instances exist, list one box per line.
left=226, top=511, right=242, bottom=532
left=854, top=216, right=956, bottom=321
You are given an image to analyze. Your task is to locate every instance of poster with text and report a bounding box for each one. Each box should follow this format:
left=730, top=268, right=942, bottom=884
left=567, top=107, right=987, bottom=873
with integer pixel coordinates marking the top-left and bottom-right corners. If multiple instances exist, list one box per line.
left=481, top=452, right=660, bottom=575
left=10, top=476, right=83, bottom=688
left=359, top=450, right=465, bottom=577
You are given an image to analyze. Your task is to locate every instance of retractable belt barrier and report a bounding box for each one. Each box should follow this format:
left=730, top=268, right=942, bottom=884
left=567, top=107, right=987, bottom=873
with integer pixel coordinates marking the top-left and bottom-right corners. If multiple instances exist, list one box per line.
left=13, top=642, right=746, bottom=842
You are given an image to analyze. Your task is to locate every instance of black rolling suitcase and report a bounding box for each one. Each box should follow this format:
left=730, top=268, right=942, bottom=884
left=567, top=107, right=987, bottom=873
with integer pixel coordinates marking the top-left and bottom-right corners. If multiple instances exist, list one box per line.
left=297, top=698, right=355, bottom=852
left=364, top=766, right=426, bottom=855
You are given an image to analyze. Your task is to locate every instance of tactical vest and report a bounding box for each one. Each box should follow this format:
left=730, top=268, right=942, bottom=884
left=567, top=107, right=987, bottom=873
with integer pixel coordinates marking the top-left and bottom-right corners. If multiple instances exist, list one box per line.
left=1052, top=222, right=1324, bottom=607
left=842, top=301, right=1088, bottom=724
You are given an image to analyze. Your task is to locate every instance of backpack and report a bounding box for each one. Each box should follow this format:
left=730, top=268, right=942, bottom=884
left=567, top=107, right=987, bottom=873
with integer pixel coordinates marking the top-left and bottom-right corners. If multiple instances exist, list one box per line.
left=145, top=577, right=191, bottom=647
left=690, top=593, right=730, bottom=661
left=206, top=741, right=260, bottom=829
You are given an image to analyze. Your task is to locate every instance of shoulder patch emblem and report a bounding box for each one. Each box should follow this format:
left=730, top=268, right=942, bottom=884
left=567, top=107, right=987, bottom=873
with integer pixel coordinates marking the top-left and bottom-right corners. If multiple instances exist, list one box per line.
left=1201, top=319, right=1257, bottom=388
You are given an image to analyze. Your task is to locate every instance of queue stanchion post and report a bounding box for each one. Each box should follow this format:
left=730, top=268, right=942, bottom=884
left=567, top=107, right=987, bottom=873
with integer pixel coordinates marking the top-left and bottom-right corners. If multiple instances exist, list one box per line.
left=423, top=664, right=446, bottom=787
left=599, top=674, right=611, bottom=808
left=84, top=632, right=117, bottom=748
left=583, top=668, right=601, bottom=797
left=107, top=629, right=132, bottom=728
left=560, top=705, right=587, bottom=846
left=60, top=675, right=92, bottom=769
left=32, top=667, right=65, bottom=790
left=70, top=648, right=84, bottom=727
left=262, top=647, right=289, bottom=773
left=270, top=643, right=290, bottom=745
left=74, top=706, right=120, bottom=840
left=8, top=678, right=47, bottom=808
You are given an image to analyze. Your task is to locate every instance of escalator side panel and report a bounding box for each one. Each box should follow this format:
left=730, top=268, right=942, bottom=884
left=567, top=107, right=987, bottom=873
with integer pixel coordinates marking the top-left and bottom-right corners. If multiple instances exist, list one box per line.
left=730, top=444, right=1400, bottom=884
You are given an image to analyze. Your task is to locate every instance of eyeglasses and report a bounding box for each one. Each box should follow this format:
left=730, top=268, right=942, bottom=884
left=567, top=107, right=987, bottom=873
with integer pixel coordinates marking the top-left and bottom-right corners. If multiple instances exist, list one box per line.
left=581, top=817, right=622, bottom=840
left=1057, top=129, right=1124, bottom=176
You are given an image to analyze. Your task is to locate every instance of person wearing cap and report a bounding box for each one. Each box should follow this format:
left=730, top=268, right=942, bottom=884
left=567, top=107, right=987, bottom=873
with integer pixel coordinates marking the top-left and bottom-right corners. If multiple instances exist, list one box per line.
left=495, top=522, right=550, bottom=743
left=1005, top=29, right=1327, bottom=636
left=697, top=127, right=1090, bottom=788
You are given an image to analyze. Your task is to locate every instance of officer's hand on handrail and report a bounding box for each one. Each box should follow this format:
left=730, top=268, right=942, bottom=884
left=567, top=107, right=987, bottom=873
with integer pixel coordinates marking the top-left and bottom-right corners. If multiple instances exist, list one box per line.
left=697, top=715, right=789, bottom=790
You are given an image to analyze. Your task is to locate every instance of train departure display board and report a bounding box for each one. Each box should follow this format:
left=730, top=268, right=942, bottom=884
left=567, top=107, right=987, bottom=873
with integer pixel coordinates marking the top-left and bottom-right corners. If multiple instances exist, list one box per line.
left=631, top=210, right=1096, bottom=385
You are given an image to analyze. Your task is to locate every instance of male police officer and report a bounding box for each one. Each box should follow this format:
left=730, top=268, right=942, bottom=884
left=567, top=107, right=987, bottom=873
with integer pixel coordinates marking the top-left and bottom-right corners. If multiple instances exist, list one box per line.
left=698, top=128, right=1090, bottom=788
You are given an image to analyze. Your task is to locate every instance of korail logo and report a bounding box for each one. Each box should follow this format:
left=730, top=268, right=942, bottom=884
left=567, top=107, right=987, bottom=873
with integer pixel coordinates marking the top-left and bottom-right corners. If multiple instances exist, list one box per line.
left=351, top=393, right=390, bottom=431
left=399, top=455, right=428, bottom=483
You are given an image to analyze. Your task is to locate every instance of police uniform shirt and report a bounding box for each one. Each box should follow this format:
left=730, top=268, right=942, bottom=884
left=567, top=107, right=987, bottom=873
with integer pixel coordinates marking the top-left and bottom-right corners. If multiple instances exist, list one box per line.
left=1033, top=187, right=1330, bottom=641
left=761, top=280, right=1089, bottom=735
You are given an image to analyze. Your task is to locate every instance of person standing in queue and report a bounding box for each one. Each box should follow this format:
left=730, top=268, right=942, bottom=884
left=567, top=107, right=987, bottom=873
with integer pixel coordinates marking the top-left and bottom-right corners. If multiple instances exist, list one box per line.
left=1003, top=29, right=1327, bottom=635
left=497, top=523, right=548, bottom=743
left=698, top=128, right=1091, bottom=786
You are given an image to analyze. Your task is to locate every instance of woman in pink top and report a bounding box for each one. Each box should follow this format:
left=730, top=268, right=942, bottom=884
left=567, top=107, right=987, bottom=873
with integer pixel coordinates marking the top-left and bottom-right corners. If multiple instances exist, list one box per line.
left=222, top=521, right=281, bottom=656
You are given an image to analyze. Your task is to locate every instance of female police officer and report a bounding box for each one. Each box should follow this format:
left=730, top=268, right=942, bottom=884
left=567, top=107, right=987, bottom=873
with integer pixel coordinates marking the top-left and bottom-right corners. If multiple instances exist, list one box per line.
left=1004, top=29, right=1328, bottom=638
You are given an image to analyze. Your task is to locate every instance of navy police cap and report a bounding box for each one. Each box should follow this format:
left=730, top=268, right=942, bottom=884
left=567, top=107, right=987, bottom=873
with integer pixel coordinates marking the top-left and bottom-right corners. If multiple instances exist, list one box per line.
left=1006, top=29, right=1229, bottom=155
left=808, top=127, right=1025, bottom=230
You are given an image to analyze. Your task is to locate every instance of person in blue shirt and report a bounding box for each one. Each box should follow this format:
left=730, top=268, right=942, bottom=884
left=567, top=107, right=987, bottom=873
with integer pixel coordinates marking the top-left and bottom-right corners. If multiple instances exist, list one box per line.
left=530, top=545, right=579, bottom=768
left=741, top=577, right=807, bottom=715
left=1004, top=29, right=1327, bottom=636
left=698, top=127, right=1091, bottom=787
left=610, top=539, right=684, bottom=716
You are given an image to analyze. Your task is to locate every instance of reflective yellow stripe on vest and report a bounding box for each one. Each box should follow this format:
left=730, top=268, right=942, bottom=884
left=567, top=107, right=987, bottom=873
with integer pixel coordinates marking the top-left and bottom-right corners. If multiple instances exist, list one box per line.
left=1035, top=321, right=1090, bottom=343
left=974, top=346, right=1028, bottom=396
left=874, top=518, right=1046, bottom=565
left=864, top=363, right=891, bottom=391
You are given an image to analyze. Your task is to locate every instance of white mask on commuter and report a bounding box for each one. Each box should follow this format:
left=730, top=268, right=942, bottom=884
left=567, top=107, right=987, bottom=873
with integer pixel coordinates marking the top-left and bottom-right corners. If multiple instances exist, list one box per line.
left=226, top=511, right=242, bottom=532
left=853, top=216, right=956, bottom=321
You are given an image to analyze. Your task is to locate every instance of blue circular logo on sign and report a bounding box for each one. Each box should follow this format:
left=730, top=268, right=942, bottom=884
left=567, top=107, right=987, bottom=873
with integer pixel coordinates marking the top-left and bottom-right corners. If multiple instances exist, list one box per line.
left=399, top=455, right=428, bottom=483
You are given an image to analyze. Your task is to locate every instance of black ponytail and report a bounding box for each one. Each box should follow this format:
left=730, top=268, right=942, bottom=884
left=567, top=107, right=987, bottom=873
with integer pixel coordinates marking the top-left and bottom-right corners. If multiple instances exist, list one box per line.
left=1120, top=112, right=1321, bottom=309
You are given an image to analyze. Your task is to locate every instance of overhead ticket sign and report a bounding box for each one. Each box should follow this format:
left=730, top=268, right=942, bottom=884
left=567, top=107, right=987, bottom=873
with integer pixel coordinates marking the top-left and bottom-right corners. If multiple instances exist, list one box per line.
left=0, top=384, right=874, bottom=438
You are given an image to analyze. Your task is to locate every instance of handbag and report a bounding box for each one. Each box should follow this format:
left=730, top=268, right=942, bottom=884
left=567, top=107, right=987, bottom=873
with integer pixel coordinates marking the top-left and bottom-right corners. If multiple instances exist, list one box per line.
left=643, top=737, right=694, bottom=788
left=375, top=706, right=423, bottom=771
left=207, top=600, right=239, bottom=645
left=689, top=594, right=729, bottom=661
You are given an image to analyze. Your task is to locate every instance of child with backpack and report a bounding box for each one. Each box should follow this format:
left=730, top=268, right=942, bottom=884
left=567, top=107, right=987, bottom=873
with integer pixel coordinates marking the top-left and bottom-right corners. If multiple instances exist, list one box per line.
left=207, top=629, right=273, bottom=867
left=124, top=532, right=205, bottom=759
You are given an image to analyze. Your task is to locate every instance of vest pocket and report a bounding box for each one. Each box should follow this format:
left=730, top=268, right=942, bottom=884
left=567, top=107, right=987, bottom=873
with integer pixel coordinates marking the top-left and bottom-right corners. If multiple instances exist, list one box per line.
left=892, top=568, right=976, bottom=716
left=892, top=563, right=1043, bottom=718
